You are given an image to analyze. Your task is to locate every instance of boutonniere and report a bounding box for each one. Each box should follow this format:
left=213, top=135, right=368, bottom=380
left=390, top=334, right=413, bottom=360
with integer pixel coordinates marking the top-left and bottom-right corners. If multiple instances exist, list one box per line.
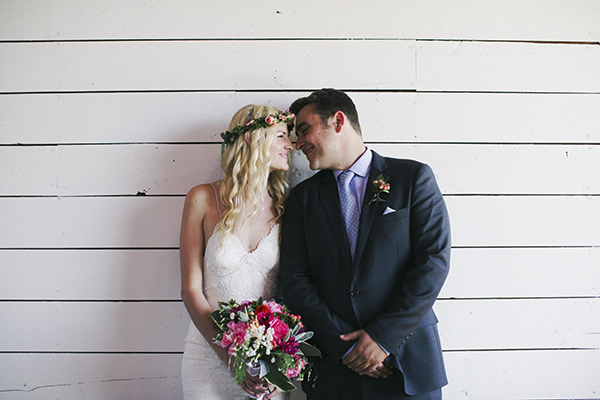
left=369, top=174, right=391, bottom=205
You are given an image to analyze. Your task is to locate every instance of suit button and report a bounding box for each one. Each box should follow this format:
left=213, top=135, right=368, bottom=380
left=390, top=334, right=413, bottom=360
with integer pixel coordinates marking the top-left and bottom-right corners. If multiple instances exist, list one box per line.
left=350, top=290, right=359, bottom=297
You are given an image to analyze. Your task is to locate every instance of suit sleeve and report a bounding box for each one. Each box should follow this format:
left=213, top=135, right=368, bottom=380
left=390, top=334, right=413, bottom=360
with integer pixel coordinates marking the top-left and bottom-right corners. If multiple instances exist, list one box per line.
left=365, top=163, right=451, bottom=353
left=279, top=188, right=355, bottom=361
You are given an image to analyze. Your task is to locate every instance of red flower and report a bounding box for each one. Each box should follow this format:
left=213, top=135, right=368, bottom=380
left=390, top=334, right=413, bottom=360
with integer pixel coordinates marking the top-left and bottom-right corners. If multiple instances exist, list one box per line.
left=255, top=304, right=270, bottom=314
left=256, top=311, right=274, bottom=327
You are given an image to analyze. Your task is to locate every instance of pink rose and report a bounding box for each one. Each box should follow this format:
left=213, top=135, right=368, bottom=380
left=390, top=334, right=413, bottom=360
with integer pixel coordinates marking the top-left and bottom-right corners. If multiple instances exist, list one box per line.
left=265, top=301, right=283, bottom=314
left=265, top=116, right=275, bottom=125
left=269, top=318, right=290, bottom=344
left=221, top=321, right=248, bottom=355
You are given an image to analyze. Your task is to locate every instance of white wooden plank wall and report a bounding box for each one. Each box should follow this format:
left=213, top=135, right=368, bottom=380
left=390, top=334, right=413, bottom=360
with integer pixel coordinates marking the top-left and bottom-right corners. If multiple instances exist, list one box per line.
left=1, top=1, right=599, bottom=399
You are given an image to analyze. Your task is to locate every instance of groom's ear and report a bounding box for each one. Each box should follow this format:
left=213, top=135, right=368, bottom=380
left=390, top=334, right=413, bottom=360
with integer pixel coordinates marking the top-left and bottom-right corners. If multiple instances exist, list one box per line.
left=332, top=111, right=344, bottom=133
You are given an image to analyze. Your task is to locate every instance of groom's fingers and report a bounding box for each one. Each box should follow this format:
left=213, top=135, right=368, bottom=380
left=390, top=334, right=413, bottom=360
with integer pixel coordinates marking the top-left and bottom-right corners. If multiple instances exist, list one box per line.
left=342, top=331, right=387, bottom=375
left=340, top=330, right=363, bottom=341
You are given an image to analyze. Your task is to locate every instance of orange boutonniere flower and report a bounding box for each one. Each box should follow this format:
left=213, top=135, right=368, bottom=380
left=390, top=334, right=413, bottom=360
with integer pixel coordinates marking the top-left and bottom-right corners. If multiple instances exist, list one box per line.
left=368, top=174, right=390, bottom=205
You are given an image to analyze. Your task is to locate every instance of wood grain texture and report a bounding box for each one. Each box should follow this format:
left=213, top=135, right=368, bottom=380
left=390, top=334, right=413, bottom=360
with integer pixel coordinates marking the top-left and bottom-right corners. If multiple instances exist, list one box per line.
left=441, top=247, right=600, bottom=299
left=0, top=353, right=183, bottom=400
left=1, top=0, right=598, bottom=42
left=2, top=247, right=597, bottom=301
left=2, top=92, right=599, bottom=144
left=1, top=299, right=598, bottom=352
left=0, top=40, right=416, bottom=92
left=443, top=349, right=600, bottom=399
left=1, top=196, right=598, bottom=248
left=0, top=249, right=180, bottom=300
left=2, top=41, right=598, bottom=93
left=2, top=144, right=598, bottom=195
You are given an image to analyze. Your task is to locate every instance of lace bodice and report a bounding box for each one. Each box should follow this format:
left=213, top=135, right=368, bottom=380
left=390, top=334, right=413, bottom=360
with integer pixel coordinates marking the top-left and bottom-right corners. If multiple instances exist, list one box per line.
left=182, top=223, right=286, bottom=400
left=203, top=224, right=280, bottom=309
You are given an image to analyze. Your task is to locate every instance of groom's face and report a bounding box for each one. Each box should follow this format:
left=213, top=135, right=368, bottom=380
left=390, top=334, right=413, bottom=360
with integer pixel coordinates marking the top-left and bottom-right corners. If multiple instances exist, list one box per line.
left=294, top=104, right=341, bottom=170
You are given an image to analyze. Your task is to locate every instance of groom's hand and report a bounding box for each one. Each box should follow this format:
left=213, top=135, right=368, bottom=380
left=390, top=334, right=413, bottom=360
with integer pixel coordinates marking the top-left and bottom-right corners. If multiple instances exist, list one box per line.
left=340, top=329, right=392, bottom=378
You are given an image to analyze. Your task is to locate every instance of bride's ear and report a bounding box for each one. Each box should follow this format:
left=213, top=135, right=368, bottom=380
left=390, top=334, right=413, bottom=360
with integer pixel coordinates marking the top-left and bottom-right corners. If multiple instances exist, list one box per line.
left=244, top=131, right=252, bottom=146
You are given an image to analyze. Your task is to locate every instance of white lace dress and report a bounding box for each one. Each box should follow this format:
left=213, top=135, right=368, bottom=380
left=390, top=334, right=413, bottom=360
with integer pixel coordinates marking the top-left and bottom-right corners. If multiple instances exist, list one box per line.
left=181, top=224, right=288, bottom=400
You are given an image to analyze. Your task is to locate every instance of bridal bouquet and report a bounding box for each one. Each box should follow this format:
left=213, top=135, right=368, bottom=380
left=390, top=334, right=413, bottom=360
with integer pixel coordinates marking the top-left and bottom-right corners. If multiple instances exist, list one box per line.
left=211, top=297, right=320, bottom=392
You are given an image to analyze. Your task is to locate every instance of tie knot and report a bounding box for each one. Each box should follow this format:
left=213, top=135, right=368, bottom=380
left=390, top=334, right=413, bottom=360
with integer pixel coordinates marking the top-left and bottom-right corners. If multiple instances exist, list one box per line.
left=338, top=170, right=354, bottom=187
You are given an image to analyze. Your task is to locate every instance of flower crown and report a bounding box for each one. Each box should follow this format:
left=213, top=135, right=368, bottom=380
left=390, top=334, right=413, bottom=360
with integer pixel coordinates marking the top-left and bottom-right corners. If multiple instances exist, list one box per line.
left=220, top=112, right=295, bottom=152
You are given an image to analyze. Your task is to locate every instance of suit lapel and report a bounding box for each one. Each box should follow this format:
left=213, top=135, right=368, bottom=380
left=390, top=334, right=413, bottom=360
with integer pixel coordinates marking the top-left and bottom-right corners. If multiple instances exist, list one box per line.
left=318, top=171, right=353, bottom=267
left=353, top=152, right=388, bottom=271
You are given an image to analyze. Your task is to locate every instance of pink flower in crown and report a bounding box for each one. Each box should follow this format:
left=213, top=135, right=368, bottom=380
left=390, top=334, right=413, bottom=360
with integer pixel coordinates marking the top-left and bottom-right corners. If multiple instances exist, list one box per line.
left=265, top=301, right=284, bottom=314
left=265, top=116, right=275, bottom=125
left=246, top=119, right=255, bottom=126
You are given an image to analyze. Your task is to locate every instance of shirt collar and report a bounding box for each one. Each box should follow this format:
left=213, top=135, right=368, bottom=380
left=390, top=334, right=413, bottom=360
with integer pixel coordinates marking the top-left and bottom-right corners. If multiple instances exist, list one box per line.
left=333, top=148, right=372, bottom=179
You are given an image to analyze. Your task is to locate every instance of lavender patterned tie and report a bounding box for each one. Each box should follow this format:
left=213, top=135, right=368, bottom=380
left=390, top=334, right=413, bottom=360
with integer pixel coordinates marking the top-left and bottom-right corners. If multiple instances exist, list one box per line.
left=338, top=170, right=360, bottom=259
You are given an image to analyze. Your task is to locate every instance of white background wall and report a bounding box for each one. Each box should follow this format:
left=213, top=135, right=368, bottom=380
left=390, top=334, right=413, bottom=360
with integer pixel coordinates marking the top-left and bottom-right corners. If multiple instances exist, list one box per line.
left=1, top=1, right=599, bottom=399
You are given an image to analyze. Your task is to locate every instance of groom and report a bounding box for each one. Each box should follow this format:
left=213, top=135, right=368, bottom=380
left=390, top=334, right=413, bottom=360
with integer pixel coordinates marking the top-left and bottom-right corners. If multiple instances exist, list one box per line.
left=279, top=89, right=450, bottom=399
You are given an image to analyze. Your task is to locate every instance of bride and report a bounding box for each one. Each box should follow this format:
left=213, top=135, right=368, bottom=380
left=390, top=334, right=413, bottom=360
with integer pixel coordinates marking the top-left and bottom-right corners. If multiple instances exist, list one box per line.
left=179, top=105, right=294, bottom=400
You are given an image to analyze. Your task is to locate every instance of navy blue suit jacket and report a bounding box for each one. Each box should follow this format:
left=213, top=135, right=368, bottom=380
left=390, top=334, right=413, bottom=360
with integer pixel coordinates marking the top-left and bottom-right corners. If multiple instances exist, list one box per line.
left=280, top=151, right=450, bottom=399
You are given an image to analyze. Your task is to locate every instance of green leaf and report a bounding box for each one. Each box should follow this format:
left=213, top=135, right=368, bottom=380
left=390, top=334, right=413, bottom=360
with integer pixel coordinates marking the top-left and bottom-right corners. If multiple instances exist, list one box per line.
left=290, top=324, right=301, bottom=337
left=265, top=369, right=296, bottom=392
left=299, top=342, right=321, bottom=357
left=237, top=309, right=249, bottom=323
left=294, top=331, right=313, bottom=343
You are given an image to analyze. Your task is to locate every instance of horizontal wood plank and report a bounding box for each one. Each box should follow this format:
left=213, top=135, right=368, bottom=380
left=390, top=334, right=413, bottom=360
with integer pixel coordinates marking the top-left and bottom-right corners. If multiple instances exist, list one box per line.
left=0, top=246, right=596, bottom=301
left=0, top=250, right=180, bottom=300
left=0, top=353, right=183, bottom=400
left=1, top=247, right=597, bottom=300
left=445, top=195, right=600, bottom=247
left=1, top=144, right=599, bottom=195
left=435, top=298, right=600, bottom=350
left=0, top=40, right=416, bottom=93
left=2, top=92, right=599, bottom=144
left=1, top=299, right=598, bottom=352
left=2, top=41, right=598, bottom=93
left=1, top=350, right=597, bottom=400
left=441, top=247, right=600, bottom=299
left=1, top=0, right=598, bottom=42
left=0, top=196, right=598, bottom=248
left=417, top=41, right=600, bottom=92
left=443, top=349, right=600, bottom=399
left=0, top=302, right=190, bottom=352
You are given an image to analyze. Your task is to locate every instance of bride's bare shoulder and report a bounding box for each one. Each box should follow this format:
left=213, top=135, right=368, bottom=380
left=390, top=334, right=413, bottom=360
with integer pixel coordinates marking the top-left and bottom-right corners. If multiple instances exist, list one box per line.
left=184, top=181, right=222, bottom=210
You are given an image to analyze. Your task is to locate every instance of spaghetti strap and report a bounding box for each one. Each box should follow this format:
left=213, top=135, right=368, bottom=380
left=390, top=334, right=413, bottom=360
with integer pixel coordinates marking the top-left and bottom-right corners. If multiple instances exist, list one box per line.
left=209, top=182, right=222, bottom=217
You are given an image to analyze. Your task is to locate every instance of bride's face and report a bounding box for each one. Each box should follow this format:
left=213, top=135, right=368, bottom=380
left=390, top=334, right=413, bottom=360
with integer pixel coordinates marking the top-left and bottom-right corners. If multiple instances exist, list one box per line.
left=269, top=124, right=293, bottom=171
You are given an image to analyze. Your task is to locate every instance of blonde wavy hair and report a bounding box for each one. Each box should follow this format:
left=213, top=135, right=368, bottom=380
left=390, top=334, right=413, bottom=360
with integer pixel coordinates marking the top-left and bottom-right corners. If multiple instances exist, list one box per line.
left=217, top=105, right=290, bottom=244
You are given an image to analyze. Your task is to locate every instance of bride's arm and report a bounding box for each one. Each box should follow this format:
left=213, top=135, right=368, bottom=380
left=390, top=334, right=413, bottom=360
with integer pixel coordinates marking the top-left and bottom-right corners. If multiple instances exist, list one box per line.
left=179, top=185, right=229, bottom=366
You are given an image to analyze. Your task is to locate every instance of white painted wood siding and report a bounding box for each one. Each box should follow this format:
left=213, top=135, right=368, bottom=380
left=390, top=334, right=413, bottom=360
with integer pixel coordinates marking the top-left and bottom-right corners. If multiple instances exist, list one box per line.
left=1, top=1, right=598, bottom=399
